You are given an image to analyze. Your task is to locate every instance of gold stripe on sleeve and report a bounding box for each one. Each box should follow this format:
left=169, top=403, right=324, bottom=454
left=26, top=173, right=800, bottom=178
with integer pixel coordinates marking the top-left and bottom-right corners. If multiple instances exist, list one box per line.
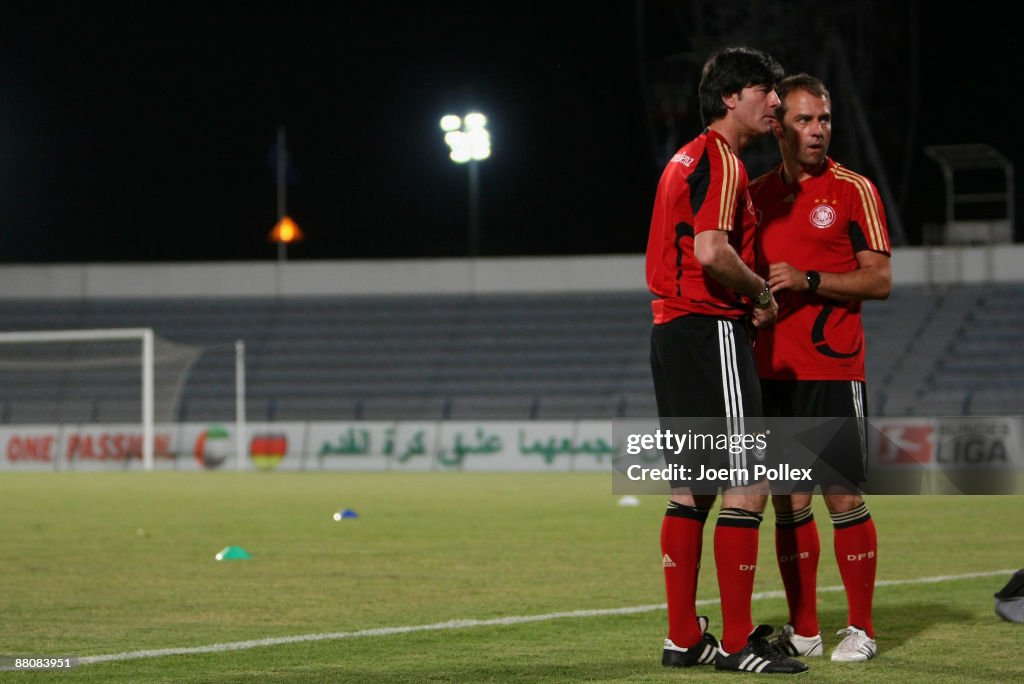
left=833, top=167, right=889, bottom=251
left=715, top=139, right=739, bottom=231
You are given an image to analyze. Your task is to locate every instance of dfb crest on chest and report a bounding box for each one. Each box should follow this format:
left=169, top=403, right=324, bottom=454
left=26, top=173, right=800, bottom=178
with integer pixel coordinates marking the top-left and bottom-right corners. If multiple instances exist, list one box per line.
left=809, top=199, right=838, bottom=229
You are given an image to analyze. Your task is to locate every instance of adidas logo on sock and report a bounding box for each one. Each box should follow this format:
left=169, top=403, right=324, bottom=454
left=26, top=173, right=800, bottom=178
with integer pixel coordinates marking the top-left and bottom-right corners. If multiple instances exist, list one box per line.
left=663, top=554, right=677, bottom=567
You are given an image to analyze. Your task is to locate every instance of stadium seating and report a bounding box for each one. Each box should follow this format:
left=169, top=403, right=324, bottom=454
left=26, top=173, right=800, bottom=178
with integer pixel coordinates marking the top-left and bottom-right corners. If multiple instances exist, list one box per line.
left=1, top=283, right=1022, bottom=422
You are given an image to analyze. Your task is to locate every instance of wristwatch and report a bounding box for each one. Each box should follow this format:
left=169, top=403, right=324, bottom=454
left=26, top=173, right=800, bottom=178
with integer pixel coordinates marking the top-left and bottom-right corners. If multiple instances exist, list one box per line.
left=805, top=270, right=821, bottom=294
left=753, top=283, right=773, bottom=309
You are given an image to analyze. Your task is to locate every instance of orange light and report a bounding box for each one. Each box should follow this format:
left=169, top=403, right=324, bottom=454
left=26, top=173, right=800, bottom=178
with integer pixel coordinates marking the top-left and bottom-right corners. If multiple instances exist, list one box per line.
left=268, top=215, right=304, bottom=244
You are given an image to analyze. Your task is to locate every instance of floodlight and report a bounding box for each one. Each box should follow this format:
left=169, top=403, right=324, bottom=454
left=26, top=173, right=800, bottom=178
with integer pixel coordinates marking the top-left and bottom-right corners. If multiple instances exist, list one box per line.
left=441, top=113, right=491, bottom=164
left=440, top=111, right=492, bottom=256
left=440, top=114, right=462, bottom=132
left=464, top=112, right=487, bottom=129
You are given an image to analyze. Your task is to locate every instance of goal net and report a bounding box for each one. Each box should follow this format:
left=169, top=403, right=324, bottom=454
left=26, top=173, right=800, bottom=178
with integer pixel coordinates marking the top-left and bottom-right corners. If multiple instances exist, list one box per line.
left=0, top=329, right=202, bottom=470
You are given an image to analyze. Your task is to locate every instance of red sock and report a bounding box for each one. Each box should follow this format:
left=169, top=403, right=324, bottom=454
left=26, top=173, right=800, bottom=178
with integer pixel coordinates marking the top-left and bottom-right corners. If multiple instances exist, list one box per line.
left=832, top=505, right=877, bottom=638
left=661, top=503, right=709, bottom=647
left=714, top=508, right=762, bottom=653
left=775, top=507, right=820, bottom=636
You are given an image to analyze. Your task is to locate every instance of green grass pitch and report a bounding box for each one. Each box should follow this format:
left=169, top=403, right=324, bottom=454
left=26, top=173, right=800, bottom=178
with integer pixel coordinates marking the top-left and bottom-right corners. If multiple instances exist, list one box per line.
left=0, top=472, right=1021, bottom=682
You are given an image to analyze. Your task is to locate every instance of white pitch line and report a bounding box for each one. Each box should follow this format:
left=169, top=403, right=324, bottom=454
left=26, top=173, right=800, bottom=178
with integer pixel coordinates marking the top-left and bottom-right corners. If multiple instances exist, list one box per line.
left=79, top=569, right=1014, bottom=665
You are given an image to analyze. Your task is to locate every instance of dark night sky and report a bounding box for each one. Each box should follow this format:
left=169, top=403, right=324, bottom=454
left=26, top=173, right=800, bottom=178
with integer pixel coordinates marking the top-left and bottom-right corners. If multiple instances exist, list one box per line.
left=0, top=2, right=1017, bottom=263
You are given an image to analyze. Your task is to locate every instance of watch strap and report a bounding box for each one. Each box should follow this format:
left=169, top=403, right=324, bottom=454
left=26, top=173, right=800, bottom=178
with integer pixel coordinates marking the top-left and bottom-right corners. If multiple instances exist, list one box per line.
left=806, top=270, right=821, bottom=294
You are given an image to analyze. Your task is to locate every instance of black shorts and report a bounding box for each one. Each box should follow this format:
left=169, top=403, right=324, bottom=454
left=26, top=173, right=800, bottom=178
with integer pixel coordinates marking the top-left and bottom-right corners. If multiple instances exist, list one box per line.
left=651, top=315, right=762, bottom=419
left=650, top=315, right=764, bottom=490
left=761, top=379, right=869, bottom=490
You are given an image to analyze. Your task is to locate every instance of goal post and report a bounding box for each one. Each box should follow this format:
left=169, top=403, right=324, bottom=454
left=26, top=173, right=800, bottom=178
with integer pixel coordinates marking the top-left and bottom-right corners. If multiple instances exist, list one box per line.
left=0, top=328, right=223, bottom=471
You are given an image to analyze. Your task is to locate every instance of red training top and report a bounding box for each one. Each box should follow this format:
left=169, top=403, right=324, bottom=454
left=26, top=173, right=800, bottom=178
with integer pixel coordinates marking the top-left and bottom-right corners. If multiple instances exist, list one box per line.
left=750, top=159, right=891, bottom=381
left=646, top=129, right=758, bottom=324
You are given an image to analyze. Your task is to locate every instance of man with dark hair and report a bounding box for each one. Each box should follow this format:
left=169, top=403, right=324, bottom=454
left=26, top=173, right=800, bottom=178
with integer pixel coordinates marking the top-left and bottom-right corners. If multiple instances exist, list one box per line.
left=749, top=72, right=892, bottom=663
left=646, top=46, right=808, bottom=675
